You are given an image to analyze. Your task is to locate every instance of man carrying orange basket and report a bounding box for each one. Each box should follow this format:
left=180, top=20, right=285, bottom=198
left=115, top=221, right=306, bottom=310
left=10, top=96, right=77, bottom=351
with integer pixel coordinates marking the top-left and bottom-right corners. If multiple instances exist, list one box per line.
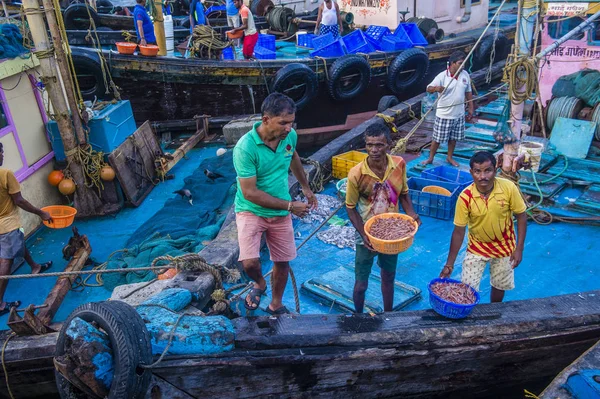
left=439, top=151, right=527, bottom=303
left=346, top=122, right=421, bottom=313
left=0, top=143, right=53, bottom=316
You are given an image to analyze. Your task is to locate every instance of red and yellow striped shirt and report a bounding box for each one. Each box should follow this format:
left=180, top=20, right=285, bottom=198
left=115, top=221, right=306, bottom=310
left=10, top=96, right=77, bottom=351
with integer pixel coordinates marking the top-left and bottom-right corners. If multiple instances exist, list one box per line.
left=454, top=177, right=526, bottom=258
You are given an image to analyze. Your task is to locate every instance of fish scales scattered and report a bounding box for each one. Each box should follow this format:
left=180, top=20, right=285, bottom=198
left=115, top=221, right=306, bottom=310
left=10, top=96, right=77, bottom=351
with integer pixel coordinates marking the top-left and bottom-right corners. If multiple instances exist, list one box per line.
left=317, top=225, right=356, bottom=249
left=431, top=282, right=477, bottom=305
left=293, top=194, right=342, bottom=224
left=369, top=218, right=416, bottom=240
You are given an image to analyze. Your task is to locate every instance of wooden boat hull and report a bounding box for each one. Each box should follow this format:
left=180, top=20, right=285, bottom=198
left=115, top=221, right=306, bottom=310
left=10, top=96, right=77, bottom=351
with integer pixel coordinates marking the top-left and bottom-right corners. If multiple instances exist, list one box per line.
left=1, top=291, right=599, bottom=398
left=72, top=26, right=514, bottom=131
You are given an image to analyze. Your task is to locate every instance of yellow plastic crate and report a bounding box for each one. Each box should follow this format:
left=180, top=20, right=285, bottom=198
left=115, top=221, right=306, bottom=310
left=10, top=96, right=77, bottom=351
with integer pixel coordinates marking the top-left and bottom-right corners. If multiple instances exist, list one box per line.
left=332, top=151, right=368, bottom=179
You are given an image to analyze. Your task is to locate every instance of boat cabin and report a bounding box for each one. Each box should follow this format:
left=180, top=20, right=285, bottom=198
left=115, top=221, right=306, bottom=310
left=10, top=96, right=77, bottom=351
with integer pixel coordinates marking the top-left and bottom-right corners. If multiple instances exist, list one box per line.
left=0, top=53, right=60, bottom=235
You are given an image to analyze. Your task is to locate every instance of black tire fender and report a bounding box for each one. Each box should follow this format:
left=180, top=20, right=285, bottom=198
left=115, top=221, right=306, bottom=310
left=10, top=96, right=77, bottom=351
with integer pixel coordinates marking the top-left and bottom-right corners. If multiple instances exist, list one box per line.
left=271, top=63, right=319, bottom=111
left=386, top=48, right=429, bottom=95
left=327, top=54, right=371, bottom=101
left=474, top=32, right=508, bottom=69
left=71, top=47, right=112, bottom=101
left=63, top=4, right=100, bottom=30
left=377, top=95, right=399, bottom=113
left=96, top=0, right=113, bottom=8
left=55, top=301, right=152, bottom=399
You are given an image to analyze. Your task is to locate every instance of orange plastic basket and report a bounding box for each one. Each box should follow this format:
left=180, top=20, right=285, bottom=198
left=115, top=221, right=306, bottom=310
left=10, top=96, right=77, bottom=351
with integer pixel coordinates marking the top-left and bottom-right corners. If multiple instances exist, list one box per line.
left=226, top=30, right=243, bottom=39
left=364, top=213, right=419, bottom=255
left=139, top=44, right=159, bottom=56
left=42, top=206, right=77, bottom=229
left=422, top=185, right=452, bottom=196
left=115, top=42, right=137, bottom=54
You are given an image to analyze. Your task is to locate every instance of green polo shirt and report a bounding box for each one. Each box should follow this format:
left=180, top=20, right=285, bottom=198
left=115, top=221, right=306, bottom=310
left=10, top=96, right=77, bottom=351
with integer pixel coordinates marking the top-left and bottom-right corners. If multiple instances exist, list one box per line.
left=233, top=122, right=297, bottom=218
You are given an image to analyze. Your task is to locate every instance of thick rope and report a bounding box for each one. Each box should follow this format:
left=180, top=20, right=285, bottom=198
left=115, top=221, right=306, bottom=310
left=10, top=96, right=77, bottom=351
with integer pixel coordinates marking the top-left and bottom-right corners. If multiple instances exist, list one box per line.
left=190, top=25, right=232, bottom=58
left=1, top=333, right=16, bottom=399
left=300, top=158, right=330, bottom=193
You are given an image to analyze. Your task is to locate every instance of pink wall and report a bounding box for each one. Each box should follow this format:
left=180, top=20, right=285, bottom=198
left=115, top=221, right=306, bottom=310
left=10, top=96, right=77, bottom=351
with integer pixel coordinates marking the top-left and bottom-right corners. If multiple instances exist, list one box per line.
left=538, top=18, right=600, bottom=105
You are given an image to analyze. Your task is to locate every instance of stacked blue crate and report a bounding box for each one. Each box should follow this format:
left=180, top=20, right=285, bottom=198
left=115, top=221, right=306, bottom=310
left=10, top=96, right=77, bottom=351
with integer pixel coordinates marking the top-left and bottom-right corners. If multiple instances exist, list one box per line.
left=221, top=47, right=234, bottom=60
left=400, top=23, right=428, bottom=46
left=407, top=177, right=461, bottom=220
left=257, top=34, right=276, bottom=52
left=312, top=32, right=335, bottom=50
left=309, top=38, right=346, bottom=58
left=364, top=25, right=390, bottom=42
left=298, top=33, right=316, bottom=48
left=342, top=30, right=374, bottom=54
left=381, top=35, right=412, bottom=51
left=254, top=46, right=276, bottom=59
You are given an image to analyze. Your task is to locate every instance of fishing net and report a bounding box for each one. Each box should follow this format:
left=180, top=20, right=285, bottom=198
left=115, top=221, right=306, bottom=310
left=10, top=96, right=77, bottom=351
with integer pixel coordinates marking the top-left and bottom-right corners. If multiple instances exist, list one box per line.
left=0, top=24, right=27, bottom=59
left=552, top=69, right=600, bottom=107
left=493, top=99, right=518, bottom=144
left=102, top=151, right=237, bottom=291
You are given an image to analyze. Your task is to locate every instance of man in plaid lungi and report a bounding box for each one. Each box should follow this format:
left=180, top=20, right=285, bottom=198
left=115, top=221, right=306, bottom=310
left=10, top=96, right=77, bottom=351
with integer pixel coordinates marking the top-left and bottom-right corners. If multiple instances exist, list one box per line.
left=422, top=51, right=474, bottom=167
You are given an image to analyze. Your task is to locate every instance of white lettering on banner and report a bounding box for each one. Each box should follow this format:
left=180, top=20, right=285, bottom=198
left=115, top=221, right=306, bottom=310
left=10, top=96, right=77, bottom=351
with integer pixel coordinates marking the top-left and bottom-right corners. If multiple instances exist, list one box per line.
left=546, top=2, right=588, bottom=16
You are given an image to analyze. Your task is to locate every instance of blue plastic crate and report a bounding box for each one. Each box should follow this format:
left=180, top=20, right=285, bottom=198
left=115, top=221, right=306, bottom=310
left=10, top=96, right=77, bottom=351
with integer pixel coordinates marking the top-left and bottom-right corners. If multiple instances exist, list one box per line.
left=407, top=177, right=460, bottom=220
left=364, top=25, right=390, bottom=42
left=365, top=35, right=382, bottom=51
left=253, top=45, right=276, bottom=59
left=381, top=35, right=412, bottom=51
left=309, top=38, right=346, bottom=58
left=342, top=30, right=373, bottom=54
left=392, top=23, right=412, bottom=43
left=401, top=23, right=428, bottom=46
left=221, top=46, right=234, bottom=60
left=312, top=32, right=335, bottom=50
left=204, top=4, right=225, bottom=15
left=257, top=34, right=276, bottom=52
left=420, top=165, right=473, bottom=190
left=298, top=33, right=316, bottom=48
left=428, top=278, right=480, bottom=319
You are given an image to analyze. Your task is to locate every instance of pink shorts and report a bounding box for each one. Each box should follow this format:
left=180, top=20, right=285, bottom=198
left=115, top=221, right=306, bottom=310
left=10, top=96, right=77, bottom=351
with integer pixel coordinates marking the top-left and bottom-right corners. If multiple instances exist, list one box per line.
left=236, top=212, right=297, bottom=262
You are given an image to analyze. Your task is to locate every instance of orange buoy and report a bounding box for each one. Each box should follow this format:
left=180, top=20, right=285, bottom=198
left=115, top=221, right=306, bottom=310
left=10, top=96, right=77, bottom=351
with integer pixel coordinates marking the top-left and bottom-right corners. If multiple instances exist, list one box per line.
left=58, top=178, right=76, bottom=195
left=48, top=170, right=64, bottom=187
left=100, top=165, right=116, bottom=181
left=158, top=268, right=178, bottom=280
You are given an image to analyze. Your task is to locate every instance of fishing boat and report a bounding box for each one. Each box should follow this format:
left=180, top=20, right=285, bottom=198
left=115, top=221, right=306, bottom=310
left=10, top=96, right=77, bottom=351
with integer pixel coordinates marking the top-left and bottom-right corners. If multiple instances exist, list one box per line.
left=539, top=339, right=600, bottom=398
left=69, top=0, right=516, bottom=137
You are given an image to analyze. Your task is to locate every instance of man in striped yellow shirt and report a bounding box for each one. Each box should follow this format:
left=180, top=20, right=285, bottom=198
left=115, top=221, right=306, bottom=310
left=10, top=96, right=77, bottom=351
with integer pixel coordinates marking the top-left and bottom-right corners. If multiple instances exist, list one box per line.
left=440, top=151, right=527, bottom=302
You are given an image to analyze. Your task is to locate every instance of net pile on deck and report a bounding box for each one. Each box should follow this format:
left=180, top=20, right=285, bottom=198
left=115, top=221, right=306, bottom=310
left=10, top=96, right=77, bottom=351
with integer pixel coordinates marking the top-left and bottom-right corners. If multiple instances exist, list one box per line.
left=190, top=25, right=233, bottom=59
left=103, top=152, right=236, bottom=290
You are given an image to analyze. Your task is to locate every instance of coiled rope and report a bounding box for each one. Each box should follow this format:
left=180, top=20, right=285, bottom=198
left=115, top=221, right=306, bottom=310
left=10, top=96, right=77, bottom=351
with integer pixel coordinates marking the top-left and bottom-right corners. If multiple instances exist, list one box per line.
left=190, top=24, right=232, bottom=58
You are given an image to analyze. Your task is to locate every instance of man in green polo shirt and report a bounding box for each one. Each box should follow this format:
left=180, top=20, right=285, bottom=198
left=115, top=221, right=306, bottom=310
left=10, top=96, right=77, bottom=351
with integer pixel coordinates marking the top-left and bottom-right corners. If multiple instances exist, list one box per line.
left=233, top=93, right=317, bottom=315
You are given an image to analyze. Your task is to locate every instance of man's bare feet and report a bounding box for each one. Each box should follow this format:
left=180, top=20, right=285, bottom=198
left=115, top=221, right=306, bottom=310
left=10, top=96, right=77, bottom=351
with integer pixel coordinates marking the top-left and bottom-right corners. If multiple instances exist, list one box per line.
left=420, top=158, right=434, bottom=166
left=446, top=157, right=459, bottom=167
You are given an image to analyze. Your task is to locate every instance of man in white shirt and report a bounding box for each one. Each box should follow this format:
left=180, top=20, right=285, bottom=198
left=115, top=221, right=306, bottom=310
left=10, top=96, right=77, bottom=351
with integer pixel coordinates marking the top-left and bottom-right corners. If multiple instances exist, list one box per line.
left=422, top=51, right=474, bottom=167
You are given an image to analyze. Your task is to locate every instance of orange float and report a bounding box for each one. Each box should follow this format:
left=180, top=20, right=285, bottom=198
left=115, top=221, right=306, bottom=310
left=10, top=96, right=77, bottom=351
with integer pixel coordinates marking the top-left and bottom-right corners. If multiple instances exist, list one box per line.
left=158, top=268, right=178, bottom=280
left=58, top=178, right=76, bottom=195
left=100, top=165, right=116, bottom=181
left=48, top=170, right=64, bottom=186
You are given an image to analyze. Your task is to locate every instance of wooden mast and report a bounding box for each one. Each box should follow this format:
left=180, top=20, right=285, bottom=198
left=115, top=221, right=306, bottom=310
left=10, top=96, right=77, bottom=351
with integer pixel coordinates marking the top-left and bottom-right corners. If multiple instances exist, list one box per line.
left=154, top=0, right=167, bottom=56
left=22, top=0, right=104, bottom=217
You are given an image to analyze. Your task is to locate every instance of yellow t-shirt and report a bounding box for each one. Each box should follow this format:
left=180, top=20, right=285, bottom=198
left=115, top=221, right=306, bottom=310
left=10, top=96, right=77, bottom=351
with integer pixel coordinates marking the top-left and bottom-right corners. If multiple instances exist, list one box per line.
left=345, top=154, right=409, bottom=222
left=0, top=169, right=21, bottom=235
left=454, top=177, right=526, bottom=259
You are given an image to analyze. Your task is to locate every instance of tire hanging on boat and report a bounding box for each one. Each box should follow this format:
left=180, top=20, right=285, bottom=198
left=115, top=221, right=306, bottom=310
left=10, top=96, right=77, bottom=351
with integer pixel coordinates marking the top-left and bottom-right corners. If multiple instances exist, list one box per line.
left=386, top=48, right=429, bottom=95
left=96, top=0, right=114, bottom=8
left=474, top=32, right=508, bottom=69
left=54, top=301, right=152, bottom=399
left=377, top=95, right=399, bottom=113
left=71, top=48, right=112, bottom=101
left=271, top=63, right=318, bottom=110
left=327, top=54, right=371, bottom=101
left=63, top=4, right=100, bottom=30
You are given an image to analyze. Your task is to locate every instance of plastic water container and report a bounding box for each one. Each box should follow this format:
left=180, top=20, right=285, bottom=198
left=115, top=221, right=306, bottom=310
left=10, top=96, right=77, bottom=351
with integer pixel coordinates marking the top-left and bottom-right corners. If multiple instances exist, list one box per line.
left=257, top=34, right=276, bottom=52
left=297, top=32, right=316, bottom=48
left=381, top=35, right=411, bottom=51
left=401, top=23, right=428, bottom=46
left=364, top=25, right=390, bottom=42
left=164, top=14, right=174, bottom=56
left=221, top=46, right=234, bottom=60
left=421, top=92, right=437, bottom=122
left=312, top=32, right=335, bottom=50
left=309, top=38, right=346, bottom=58
left=342, top=30, right=373, bottom=54
left=253, top=45, right=276, bottom=59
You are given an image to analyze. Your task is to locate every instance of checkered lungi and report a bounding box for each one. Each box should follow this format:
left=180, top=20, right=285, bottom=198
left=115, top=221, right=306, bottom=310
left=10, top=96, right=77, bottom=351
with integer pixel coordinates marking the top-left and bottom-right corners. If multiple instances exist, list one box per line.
left=432, top=115, right=465, bottom=143
left=319, top=24, right=339, bottom=39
